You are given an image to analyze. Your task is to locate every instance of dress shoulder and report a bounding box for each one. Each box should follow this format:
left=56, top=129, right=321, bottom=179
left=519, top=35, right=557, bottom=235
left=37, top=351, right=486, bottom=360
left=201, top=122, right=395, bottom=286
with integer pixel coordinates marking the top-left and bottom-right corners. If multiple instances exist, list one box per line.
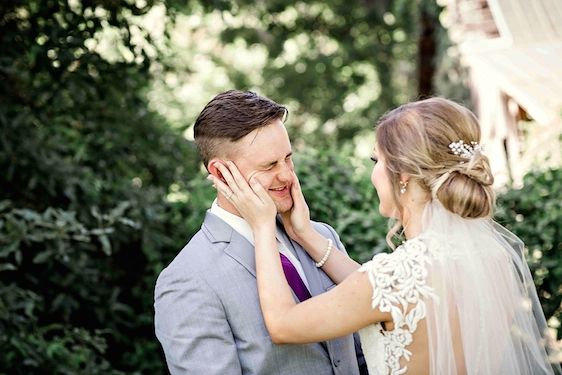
left=358, top=237, right=437, bottom=374
left=358, top=237, right=435, bottom=330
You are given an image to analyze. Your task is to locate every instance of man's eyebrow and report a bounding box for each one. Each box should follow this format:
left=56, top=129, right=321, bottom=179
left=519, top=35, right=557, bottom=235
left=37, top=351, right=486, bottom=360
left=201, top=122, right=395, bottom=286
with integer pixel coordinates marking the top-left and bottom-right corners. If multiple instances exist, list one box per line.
left=258, top=152, right=293, bottom=168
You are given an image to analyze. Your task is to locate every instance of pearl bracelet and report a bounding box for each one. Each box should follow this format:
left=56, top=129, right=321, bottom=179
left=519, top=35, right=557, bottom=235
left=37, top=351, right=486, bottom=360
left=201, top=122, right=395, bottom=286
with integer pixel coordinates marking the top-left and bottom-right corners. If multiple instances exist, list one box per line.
left=315, top=238, right=333, bottom=268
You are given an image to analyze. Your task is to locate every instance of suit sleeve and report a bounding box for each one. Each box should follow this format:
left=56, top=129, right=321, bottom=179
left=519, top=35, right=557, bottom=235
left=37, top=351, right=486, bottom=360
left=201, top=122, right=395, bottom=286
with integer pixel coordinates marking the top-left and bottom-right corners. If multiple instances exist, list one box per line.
left=317, top=222, right=349, bottom=255
left=317, top=222, right=369, bottom=374
left=154, top=269, right=242, bottom=375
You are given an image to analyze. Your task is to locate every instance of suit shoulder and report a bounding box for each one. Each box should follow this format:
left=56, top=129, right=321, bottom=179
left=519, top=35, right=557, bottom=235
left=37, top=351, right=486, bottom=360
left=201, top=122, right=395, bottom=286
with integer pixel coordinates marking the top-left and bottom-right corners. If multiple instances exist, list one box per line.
left=156, top=228, right=222, bottom=285
left=311, top=220, right=337, bottom=236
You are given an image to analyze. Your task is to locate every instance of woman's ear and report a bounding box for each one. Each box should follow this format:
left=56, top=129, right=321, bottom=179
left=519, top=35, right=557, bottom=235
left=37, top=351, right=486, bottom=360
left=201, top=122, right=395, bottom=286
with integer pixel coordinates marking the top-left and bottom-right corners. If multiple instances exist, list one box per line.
left=399, top=173, right=410, bottom=184
left=208, top=159, right=226, bottom=183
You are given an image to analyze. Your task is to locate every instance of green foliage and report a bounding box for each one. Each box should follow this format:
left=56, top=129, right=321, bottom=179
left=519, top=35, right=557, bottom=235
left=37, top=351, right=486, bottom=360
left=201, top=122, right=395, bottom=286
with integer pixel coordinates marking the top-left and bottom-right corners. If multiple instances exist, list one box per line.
left=0, top=0, right=197, bottom=373
left=496, top=168, right=562, bottom=337
left=1, top=0, right=559, bottom=373
left=160, top=0, right=450, bottom=146
left=295, top=148, right=388, bottom=262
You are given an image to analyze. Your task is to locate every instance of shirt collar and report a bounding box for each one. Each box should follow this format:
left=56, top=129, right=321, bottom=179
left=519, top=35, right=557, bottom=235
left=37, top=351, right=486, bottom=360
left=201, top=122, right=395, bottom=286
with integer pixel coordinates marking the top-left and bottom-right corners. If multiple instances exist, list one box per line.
left=210, top=199, right=255, bottom=244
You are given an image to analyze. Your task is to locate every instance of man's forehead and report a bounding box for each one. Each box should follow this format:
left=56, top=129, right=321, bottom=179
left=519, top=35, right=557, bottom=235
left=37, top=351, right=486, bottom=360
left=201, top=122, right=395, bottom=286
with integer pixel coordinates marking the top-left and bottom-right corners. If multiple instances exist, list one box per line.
left=236, top=143, right=291, bottom=164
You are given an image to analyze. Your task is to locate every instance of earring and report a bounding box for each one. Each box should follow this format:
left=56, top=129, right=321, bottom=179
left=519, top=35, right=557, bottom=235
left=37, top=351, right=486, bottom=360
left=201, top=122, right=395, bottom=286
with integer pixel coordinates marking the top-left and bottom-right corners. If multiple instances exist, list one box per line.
left=399, top=180, right=408, bottom=194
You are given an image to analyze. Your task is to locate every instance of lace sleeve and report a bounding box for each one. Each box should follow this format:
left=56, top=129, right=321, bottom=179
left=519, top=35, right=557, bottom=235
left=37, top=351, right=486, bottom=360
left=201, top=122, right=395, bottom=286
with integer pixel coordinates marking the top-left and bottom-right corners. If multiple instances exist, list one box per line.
left=358, top=238, right=435, bottom=331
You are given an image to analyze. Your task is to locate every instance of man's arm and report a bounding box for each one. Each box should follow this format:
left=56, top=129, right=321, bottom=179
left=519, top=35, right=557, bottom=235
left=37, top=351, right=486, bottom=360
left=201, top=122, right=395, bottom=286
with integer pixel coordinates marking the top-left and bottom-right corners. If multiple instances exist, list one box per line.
left=154, top=270, right=242, bottom=374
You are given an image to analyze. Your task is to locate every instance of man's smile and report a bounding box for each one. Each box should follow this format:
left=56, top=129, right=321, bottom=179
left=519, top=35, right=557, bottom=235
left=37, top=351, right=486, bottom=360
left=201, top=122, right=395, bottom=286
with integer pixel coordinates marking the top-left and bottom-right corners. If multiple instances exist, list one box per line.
left=269, top=185, right=290, bottom=197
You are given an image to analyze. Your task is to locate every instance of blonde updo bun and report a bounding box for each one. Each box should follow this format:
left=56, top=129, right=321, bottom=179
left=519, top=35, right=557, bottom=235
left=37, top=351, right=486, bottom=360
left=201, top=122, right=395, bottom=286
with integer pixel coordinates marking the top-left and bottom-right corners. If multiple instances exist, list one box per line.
left=376, top=97, right=496, bottom=221
left=432, top=153, right=495, bottom=218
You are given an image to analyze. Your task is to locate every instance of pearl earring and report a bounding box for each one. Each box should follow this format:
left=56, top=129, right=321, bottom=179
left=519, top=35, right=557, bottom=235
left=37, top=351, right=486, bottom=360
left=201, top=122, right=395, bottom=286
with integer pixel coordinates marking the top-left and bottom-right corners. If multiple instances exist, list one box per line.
left=399, top=180, right=408, bottom=194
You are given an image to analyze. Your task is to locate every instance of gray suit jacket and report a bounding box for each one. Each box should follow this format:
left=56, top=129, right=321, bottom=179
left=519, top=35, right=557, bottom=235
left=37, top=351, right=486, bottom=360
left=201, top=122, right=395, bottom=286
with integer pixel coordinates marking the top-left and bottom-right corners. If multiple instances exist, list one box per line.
left=154, top=211, right=361, bottom=375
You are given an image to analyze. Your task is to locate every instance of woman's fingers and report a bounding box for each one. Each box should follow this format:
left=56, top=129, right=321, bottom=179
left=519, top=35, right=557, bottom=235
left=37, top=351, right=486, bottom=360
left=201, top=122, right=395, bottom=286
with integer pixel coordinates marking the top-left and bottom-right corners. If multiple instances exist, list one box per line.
left=226, top=161, right=248, bottom=188
left=291, top=172, right=306, bottom=206
left=214, top=162, right=242, bottom=194
left=250, top=177, right=273, bottom=204
left=214, top=161, right=266, bottom=206
left=208, top=174, right=234, bottom=199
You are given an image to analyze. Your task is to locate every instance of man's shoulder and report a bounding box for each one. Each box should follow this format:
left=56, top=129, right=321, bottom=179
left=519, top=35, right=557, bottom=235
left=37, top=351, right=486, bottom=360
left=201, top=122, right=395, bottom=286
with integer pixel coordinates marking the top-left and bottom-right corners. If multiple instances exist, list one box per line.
left=310, top=220, right=337, bottom=236
left=157, top=231, right=221, bottom=286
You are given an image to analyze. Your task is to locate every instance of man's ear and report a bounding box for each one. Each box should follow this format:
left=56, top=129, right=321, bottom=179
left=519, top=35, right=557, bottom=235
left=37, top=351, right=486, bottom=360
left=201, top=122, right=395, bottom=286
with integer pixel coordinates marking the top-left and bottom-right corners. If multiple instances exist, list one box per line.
left=208, top=159, right=226, bottom=183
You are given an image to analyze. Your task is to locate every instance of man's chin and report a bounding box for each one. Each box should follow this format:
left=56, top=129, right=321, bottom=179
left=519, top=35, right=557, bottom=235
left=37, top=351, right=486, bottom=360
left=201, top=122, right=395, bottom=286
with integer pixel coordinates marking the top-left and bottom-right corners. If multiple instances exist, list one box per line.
left=274, top=199, right=294, bottom=214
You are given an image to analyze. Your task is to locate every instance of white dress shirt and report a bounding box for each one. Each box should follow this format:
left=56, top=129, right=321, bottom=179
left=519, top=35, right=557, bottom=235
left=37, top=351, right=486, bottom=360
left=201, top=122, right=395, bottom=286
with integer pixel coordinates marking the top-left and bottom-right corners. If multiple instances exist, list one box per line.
left=210, top=199, right=310, bottom=289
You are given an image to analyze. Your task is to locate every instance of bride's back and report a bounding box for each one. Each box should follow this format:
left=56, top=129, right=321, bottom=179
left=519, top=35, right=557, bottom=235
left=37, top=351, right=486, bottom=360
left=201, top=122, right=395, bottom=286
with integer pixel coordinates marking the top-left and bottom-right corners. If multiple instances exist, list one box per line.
left=390, top=301, right=466, bottom=374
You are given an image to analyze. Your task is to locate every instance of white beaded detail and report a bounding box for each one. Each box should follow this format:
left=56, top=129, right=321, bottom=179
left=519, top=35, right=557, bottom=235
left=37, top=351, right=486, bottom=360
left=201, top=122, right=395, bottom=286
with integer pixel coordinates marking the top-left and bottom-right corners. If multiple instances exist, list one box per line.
left=448, top=140, right=482, bottom=159
left=358, top=237, right=436, bottom=375
left=315, top=238, right=333, bottom=268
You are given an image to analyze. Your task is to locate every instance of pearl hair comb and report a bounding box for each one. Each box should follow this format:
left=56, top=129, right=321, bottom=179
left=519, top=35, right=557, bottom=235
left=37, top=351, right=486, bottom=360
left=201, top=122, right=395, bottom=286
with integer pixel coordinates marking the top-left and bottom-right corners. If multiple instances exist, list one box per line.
left=448, top=140, right=482, bottom=159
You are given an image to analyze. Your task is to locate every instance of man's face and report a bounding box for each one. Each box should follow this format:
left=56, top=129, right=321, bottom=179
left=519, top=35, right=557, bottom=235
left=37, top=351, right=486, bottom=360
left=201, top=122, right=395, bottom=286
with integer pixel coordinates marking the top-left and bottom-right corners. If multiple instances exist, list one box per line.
left=230, top=119, right=295, bottom=213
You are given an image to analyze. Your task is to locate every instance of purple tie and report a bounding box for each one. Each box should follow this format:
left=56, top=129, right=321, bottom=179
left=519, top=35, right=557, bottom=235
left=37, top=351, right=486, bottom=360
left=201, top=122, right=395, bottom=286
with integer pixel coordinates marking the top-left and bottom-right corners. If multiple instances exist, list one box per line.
left=279, top=253, right=311, bottom=302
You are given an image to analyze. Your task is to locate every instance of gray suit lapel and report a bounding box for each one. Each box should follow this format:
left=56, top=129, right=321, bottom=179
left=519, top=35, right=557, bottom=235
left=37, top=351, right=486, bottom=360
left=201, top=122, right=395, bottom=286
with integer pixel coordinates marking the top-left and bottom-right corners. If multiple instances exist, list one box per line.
left=206, top=213, right=333, bottom=358
left=204, top=212, right=326, bottom=302
left=203, top=211, right=256, bottom=278
left=275, top=219, right=332, bottom=355
left=275, top=218, right=327, bottom=297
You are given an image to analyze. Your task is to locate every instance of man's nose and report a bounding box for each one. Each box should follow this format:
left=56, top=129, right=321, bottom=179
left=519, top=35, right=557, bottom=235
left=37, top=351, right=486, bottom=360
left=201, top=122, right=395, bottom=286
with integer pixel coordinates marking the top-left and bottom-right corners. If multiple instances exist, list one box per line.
left=277, top=161, right=293, bottom=181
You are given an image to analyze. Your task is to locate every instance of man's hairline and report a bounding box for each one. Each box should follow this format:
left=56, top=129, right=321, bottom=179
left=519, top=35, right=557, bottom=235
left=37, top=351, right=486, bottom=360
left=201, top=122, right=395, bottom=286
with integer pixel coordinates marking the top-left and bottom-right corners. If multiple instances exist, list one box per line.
left=204, top=118, right=287, bottom=162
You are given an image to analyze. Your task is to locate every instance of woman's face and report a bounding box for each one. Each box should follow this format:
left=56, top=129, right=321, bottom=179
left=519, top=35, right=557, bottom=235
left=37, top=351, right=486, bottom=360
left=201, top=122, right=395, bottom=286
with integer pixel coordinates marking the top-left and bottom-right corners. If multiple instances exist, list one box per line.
left=370, top=149, right=399, bottom=218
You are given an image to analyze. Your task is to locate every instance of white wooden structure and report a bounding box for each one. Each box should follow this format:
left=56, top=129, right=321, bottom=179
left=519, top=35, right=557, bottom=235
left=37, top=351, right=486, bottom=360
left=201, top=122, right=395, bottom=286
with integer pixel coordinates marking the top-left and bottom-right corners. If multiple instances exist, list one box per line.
left=443, top=0, right=562, bottom=186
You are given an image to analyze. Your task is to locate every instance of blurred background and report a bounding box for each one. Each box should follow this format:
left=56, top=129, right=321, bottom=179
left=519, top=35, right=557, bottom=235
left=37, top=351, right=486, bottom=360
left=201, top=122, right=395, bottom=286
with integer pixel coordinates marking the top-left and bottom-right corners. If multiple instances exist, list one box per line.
left=1, top=0, right=561, bottom=373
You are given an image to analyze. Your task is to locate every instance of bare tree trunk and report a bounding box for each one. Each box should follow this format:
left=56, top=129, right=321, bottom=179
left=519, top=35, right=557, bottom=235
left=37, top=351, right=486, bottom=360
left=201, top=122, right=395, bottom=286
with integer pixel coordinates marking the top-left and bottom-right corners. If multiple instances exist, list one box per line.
left=418, top=8, right=437, bottom=98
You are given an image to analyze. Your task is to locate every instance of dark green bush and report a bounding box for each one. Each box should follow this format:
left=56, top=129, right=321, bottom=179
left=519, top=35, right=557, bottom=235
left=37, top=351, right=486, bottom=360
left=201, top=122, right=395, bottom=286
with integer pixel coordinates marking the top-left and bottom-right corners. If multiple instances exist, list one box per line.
left=1, top=1, right=559, bottom=372
left=0, top=1, right=197, bottom=373
left=294, top=148, right=388, bottom=262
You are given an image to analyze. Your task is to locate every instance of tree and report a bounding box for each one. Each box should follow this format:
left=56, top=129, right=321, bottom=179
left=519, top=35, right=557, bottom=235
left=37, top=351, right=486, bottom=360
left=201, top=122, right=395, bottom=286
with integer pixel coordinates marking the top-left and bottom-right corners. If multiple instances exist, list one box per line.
left=0, top=0, right=197, bottom=372
left=160, top=0, right=448, bottom=146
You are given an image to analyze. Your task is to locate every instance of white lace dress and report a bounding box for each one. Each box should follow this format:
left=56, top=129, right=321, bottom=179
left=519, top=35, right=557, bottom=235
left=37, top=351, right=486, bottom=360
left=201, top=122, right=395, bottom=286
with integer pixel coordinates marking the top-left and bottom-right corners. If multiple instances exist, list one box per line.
left=358, top=236, right=437, bottom=375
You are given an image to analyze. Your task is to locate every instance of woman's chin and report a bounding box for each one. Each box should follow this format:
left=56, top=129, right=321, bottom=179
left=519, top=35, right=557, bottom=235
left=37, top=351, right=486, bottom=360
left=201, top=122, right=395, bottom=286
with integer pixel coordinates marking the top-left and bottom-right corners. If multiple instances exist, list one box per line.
left=378, top=206, right=391, bottom=218
left=378, top=205, right=400, bottom=220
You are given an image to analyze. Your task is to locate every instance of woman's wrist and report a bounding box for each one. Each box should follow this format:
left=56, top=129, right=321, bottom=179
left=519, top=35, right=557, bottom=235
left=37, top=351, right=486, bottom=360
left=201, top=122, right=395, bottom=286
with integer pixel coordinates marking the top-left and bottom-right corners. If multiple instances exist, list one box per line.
left=291, top=225, right=316, bottom=246
left=299, top=230, right=330, bottom=260
left=251, top=221, right=276, bottom=236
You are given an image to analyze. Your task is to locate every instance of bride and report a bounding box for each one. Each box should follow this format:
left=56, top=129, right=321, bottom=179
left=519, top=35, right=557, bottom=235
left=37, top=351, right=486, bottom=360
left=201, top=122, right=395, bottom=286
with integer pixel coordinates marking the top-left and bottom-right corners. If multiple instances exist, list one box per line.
left=210, top=97, right=560, bottom=374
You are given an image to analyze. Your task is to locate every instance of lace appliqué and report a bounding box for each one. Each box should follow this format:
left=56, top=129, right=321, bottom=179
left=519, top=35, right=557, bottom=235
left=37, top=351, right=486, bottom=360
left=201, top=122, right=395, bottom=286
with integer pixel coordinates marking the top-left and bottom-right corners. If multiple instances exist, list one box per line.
left=359, top=237, right=436, bottom=375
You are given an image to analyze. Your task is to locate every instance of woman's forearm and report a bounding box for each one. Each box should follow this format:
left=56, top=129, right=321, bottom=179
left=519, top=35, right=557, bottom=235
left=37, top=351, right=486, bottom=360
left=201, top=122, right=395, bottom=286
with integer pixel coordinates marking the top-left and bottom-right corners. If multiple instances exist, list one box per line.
left=298, top=230, right=360, bottom=284
left=254, top=228, right=297, bottom=339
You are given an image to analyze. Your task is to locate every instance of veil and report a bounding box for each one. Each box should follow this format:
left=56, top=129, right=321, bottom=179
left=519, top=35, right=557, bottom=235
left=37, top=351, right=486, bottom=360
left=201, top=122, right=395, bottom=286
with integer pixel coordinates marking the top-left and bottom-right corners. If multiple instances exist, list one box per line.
left=420, top=200, right=561, bottom=374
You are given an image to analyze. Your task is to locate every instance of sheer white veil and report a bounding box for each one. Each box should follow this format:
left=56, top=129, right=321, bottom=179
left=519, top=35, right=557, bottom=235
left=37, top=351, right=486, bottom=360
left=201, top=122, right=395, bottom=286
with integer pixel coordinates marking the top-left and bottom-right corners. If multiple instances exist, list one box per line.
left=420, top=200, right=561, bottom=375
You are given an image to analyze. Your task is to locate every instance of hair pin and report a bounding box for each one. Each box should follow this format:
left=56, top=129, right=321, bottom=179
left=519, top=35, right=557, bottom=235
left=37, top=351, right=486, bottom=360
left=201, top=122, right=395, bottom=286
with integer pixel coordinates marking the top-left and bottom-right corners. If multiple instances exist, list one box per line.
left=448, top=140, right=482, bottom=159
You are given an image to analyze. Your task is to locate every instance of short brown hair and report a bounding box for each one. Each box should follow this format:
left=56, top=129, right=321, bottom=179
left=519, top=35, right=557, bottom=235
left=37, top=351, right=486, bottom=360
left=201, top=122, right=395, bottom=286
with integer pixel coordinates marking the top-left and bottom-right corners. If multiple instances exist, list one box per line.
left=194, top=90, right=288, bottom=167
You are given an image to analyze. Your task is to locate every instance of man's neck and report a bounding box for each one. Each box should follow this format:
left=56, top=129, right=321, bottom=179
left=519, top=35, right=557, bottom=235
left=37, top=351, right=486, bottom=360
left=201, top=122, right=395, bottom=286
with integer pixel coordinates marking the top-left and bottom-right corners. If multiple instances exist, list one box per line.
left=216, top=195, right=242, bottom=217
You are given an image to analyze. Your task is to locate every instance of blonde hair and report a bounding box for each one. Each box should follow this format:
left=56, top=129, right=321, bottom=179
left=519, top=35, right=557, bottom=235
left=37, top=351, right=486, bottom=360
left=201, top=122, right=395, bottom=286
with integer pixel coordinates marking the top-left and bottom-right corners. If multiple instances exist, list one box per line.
left=376, top=97, right=495, bottom=246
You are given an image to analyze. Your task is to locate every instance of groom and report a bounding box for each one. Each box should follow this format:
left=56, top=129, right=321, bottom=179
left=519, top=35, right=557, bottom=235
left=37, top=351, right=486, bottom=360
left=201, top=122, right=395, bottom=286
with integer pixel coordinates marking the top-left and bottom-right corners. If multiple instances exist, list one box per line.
left=154, top=90, right=366, bottom=374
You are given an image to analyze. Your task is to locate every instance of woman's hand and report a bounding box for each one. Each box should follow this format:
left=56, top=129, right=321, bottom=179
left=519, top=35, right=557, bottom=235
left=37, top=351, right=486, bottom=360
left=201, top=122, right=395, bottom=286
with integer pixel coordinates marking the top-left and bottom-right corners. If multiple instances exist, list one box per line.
left=209, top=161, right=276, bottom=232
left=280, top=172, right=314, bottom=244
